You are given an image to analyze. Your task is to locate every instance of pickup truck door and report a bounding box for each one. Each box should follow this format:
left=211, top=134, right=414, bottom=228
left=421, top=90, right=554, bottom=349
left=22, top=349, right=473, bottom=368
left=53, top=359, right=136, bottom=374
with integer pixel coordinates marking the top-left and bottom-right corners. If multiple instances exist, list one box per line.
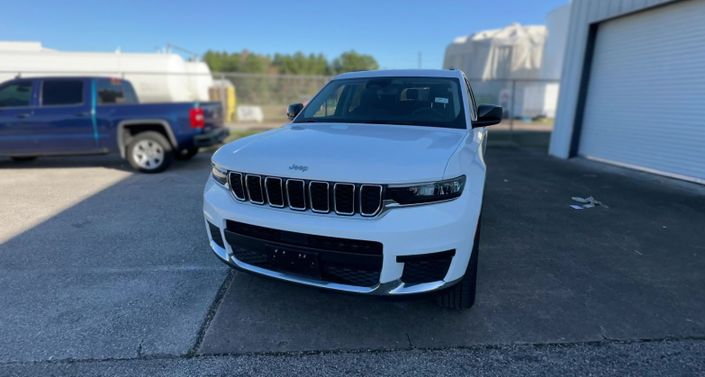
left=29, top=79, right=99, bottom=154
left=0, top=80, right=39, bottom=155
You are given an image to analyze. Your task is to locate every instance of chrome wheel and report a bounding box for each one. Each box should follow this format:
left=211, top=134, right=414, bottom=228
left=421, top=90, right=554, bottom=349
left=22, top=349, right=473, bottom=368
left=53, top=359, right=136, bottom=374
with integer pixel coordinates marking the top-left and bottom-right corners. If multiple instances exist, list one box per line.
left=131, top=139, right=165, bottom=170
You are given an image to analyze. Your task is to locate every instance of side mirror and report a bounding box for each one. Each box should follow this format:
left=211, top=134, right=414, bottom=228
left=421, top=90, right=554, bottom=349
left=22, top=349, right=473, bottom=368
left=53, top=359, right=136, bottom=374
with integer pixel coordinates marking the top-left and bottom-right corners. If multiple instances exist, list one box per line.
left=473, top=104, right=503, bottom=128
left=287, top=103, right=304, bottom=120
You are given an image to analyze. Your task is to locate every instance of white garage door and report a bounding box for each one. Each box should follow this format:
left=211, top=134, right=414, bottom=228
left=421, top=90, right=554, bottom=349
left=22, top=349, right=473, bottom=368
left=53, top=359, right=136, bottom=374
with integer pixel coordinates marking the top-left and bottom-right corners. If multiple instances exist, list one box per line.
left=578, top=0, right=705, bottom=184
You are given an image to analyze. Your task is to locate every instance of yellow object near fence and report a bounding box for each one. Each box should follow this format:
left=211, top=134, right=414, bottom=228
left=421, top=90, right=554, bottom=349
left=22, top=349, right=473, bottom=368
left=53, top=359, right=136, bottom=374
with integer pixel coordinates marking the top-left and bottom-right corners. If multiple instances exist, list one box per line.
left=209, top=83, right=237, bottom=123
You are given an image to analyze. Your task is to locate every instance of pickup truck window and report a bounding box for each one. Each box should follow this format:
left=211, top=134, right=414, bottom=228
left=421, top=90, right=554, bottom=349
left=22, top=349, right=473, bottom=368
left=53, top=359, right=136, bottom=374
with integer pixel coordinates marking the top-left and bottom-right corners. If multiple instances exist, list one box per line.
left=296, top=77, right=466, bottom=129
left=97, top=79, right=138, bottom=104
left=0, top=81, right=32, bottom=108
left=41, top=80, right=83, bottom=106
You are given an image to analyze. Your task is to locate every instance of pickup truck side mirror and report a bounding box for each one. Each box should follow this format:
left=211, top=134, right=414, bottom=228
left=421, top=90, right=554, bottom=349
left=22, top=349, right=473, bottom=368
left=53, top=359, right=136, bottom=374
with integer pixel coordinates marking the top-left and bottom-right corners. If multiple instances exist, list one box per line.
left=472, top=105, right=503, bottom=128
left=287, top=103, right=304, bottom=120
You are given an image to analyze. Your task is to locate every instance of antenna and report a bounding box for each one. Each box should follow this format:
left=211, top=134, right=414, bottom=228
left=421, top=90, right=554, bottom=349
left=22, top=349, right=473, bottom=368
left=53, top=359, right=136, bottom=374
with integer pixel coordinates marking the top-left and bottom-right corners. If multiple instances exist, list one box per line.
left=165, top=43, right=200, bottom=61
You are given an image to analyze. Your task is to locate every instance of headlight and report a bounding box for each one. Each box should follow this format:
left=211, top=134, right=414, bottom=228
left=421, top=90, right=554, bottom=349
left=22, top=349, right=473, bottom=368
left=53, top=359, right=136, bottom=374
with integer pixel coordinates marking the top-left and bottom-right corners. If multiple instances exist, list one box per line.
left=386, top=175, right=466, bottom=205
left=211, top=163, right=228, bottom=186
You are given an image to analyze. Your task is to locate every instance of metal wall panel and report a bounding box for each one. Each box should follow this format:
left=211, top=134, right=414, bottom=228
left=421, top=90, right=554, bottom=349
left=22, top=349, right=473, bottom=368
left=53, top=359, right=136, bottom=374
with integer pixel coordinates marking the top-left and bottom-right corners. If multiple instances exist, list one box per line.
left=577, top=0, right=705, bottom=183
left=549, top=0, right=676, bottom=158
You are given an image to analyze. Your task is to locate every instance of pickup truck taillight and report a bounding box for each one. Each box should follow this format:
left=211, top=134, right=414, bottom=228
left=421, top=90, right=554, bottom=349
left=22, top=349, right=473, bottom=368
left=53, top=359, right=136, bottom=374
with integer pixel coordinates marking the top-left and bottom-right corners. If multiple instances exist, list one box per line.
left=190, top=108, right=205, bottom=128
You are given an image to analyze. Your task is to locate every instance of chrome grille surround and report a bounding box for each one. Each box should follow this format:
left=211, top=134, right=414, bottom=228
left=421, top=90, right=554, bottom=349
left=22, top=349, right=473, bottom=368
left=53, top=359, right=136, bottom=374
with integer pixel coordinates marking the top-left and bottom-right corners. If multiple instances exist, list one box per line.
left=333, top=183, right=355, bottom=216
left=285, top=179, right=307, bottom=211
left=244, top=174, right=264, bottom=204
left=228, top=171, right=384, bottom=217
left=359, top=184, right=384, bottom=217
left=228, top=172, right=246, bottom=201
left=309, top=181, right=330, bottom=213
left=264, top=177, right=285, bottom=208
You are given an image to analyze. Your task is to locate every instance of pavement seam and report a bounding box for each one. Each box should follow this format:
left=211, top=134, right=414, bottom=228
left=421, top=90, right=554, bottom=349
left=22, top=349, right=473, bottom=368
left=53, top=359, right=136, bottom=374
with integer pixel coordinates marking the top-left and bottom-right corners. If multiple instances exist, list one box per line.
left=186, top=270, right=234, bottom=357
left=405, top=333, right=414, bottom=349
left=3, top=335, right=704, bottom=367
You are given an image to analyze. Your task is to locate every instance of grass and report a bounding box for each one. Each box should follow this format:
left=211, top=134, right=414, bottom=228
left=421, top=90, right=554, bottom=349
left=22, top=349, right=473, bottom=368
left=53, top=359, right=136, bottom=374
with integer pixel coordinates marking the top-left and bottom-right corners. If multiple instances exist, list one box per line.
left=223, top=128, right=268, bottom=143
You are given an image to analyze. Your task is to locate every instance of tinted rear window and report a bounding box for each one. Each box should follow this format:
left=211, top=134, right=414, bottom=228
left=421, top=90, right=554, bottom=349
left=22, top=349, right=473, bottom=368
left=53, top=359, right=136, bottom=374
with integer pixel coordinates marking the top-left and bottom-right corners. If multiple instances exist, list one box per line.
left=0, top=81, right=32, bottom=108
left=42, top=80, right=83, bottom=106
left=97, top=79, right=138, bottom=104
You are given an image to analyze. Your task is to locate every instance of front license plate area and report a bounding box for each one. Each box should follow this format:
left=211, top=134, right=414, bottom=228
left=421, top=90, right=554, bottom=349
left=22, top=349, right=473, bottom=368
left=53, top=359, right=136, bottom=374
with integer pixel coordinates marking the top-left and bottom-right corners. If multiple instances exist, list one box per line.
left=267, top=245, right=320, bottom=278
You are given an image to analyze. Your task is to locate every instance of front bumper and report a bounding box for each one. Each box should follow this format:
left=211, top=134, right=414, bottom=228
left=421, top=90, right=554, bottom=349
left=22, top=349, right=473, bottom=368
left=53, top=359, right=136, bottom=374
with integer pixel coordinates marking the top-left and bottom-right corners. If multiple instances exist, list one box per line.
left=194, top=127, right=229, bottom=148
left=203, top=178, right=482, bottom=295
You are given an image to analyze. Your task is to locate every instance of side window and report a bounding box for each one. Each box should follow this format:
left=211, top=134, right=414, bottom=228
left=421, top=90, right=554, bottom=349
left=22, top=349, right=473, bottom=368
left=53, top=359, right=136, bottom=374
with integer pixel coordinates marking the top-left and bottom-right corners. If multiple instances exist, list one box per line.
left=121, top=81, right=139, bottom=103
left=42, top=80, right=83, bottom=106
left=97, top=79, right=126, bottom=104
left=0, top=81, right=32, bottom=108
left=96, top=79, right=138, bottom=104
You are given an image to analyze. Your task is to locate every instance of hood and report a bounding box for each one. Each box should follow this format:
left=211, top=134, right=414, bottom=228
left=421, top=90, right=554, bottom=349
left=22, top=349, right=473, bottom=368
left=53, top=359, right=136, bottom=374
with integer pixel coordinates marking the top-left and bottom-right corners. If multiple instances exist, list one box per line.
left=213, top=123, right=467, bottom=184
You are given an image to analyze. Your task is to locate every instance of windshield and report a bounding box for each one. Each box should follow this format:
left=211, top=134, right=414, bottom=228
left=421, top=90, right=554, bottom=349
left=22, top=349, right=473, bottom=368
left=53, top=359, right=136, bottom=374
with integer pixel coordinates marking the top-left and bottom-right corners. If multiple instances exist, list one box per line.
left=294, top=76, right=466, bottom=129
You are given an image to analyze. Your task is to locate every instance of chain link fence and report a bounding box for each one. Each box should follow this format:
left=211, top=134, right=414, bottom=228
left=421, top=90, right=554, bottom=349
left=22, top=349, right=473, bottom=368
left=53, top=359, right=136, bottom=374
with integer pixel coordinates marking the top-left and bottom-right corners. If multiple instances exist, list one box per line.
left=469, top=78, right=560, bottom=132
left=213, top=73, right=559, bottom=130
left=214, top=72, right=330, bottom=125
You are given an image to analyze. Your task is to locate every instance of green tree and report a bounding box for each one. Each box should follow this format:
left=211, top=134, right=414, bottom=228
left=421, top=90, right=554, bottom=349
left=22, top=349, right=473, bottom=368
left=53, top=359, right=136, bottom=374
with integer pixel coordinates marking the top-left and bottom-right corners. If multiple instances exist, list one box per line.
left=331, top=50, right=379, bottom=74
left=204, top=49, right=380, bottom=76
left=272, top=52, right=330, bottom=75
left=203, top=50, right=273, bottom=74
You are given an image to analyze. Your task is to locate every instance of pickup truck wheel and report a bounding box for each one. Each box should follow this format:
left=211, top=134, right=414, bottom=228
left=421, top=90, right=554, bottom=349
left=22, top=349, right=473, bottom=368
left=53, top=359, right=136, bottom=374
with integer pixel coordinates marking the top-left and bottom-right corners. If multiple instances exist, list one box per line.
left=10, top=156, right=38, bottom=162
left=436, top=219, right=480, bottom=310
left=175, top=147, right=198, bottom=161
left=126, top=131, right=173, bottom=173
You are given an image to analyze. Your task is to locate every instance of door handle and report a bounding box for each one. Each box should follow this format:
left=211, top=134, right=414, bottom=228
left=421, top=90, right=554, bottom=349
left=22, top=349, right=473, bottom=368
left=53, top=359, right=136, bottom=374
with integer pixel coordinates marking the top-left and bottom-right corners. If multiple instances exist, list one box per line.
left=16, top=113, right=31, bottom=119
left=75, top=111, right=90, bottom=117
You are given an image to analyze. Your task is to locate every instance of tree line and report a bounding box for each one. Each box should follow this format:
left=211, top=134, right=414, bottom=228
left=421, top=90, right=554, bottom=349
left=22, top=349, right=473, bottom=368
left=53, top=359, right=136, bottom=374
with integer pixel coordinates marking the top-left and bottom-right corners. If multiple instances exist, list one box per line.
left=203, top=50, right=379, bottom=76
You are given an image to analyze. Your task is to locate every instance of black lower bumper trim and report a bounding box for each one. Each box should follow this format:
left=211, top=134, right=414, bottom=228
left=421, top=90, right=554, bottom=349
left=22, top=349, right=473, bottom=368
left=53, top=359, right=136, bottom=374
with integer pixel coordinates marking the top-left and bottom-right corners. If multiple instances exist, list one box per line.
left=207, top=221, right=225, bottom=248
left=223, top=226, right=383, bottom=287
left=399, top=249, right=455, bottom=285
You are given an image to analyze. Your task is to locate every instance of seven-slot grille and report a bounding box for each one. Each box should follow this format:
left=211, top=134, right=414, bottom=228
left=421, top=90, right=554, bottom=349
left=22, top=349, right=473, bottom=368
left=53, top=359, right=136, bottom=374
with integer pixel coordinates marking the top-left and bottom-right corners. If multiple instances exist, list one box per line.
left=228, top=172, right=383, bottom=217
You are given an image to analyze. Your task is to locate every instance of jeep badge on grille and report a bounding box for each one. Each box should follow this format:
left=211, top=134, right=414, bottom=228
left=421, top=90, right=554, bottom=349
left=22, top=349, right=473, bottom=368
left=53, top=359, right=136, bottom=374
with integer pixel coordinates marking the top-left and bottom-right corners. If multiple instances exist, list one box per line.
left=289, top=164, right=308, bottom=172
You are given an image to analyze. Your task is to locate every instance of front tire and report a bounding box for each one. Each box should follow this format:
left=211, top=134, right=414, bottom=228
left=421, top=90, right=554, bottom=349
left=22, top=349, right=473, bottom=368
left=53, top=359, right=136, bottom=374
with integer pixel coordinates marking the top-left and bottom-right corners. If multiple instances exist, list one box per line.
left=436, top=220, right=480, bottom=310
left=126, top=131, right=173, bottom=173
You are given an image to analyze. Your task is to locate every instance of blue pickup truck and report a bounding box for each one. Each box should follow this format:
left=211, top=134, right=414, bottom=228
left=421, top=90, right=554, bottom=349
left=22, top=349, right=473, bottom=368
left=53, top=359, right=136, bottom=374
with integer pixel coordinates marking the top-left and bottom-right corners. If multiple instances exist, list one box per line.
left=0, top=76, right=228, bottom=172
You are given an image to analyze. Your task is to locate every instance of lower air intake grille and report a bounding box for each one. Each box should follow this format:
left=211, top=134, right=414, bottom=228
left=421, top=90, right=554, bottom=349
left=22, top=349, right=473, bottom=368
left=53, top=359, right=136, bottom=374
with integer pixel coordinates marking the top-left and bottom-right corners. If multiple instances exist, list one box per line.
left=207, top=222, right=225, bottom=248
left=399, top=250, right=455, bottom=285
left=224, top=221, right=383, bottom=288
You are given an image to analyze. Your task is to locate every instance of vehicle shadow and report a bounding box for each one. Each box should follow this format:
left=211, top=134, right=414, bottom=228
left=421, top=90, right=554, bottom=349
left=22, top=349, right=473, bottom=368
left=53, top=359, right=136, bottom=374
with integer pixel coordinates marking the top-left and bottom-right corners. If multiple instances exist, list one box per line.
left=0, top=154, right=202, bottom=174
left=0, top=153, right=228, bottom=363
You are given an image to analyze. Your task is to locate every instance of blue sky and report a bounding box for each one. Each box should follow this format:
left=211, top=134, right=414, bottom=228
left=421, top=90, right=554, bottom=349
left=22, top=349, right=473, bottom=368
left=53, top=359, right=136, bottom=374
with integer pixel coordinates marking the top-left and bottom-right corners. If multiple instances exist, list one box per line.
left=1, top=0, right=568, bottom=69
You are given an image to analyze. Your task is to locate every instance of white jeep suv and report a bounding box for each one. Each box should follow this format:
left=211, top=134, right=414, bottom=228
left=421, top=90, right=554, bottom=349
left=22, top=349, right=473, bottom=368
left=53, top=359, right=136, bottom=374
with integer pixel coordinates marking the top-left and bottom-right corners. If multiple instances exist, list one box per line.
left=204, top=69, right=501, bottom=309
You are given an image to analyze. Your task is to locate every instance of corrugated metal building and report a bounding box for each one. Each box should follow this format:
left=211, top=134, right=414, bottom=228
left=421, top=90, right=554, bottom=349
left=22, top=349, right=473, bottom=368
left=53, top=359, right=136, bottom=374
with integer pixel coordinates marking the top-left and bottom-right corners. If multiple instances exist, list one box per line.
left=549, top=0, right=705, bottom=184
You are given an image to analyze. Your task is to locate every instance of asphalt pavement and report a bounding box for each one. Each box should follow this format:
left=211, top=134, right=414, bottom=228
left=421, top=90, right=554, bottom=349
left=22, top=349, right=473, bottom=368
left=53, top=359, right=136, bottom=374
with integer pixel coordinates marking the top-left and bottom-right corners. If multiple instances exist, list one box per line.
left=0, top=146, right=703, bottom=376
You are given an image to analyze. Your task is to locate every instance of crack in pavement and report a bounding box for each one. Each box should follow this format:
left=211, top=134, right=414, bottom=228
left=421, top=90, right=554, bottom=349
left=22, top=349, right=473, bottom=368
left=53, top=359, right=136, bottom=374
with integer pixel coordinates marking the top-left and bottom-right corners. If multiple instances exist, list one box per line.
left=3, top=336, right=704, bottom=367
left=187, top=270, right=234, bottom=357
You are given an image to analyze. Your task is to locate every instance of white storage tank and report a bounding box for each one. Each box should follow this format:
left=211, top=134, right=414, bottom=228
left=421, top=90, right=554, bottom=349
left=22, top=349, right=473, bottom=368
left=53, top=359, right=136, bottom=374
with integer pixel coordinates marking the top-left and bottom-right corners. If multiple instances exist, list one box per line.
left=0, top=41, right=213, bottom=103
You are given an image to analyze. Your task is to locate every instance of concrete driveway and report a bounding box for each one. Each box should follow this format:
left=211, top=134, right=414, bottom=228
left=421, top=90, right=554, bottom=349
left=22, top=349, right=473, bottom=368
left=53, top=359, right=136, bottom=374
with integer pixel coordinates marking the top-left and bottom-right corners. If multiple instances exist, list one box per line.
left=0, top=147, right=703, bottom=376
